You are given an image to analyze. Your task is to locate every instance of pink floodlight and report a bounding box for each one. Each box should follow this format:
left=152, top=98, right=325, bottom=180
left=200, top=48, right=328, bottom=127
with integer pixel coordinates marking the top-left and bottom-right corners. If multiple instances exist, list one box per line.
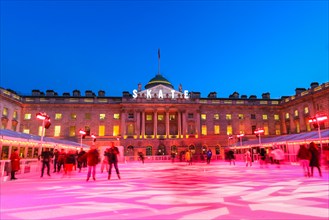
left=254, top=128, right=264, bottom=134
left=36, top=112, right=47, bottom=120
left=79, top=129, right=86, bottom=135
left=309, top=115, right=328, bottom=123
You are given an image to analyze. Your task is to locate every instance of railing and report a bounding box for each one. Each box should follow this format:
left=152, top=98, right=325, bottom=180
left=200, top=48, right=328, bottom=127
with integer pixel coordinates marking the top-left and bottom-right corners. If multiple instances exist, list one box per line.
left=0, top=159, right=39, bottom=181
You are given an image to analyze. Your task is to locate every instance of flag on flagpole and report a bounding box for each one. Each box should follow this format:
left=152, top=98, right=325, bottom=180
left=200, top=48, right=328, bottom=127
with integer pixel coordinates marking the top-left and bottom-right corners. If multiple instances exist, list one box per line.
left=158, top=48, right=160, bottom=59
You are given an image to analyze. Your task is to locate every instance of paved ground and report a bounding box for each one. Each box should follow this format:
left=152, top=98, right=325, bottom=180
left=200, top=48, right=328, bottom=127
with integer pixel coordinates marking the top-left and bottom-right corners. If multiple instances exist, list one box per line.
left=1, top=161, right=328, bottom=220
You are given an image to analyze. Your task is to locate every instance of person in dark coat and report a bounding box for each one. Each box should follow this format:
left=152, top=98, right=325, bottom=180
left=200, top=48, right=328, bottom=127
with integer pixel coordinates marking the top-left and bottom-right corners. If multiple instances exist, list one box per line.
left=297, top=144, right=311, bottom=177
left=40, top=148, right=52, bottom=177
left=309, top=142, right=322, bottom=177
left=106, top=142, right=121, bottom=180
left=206, top=148, right=212, bottom=164
left=227, top=149, right=236, bottom=165
left=10, top=148, right=20, bottom=180
left=77, top=148, right=86, bottom=172
left=52, top=149, right=59, bottom=173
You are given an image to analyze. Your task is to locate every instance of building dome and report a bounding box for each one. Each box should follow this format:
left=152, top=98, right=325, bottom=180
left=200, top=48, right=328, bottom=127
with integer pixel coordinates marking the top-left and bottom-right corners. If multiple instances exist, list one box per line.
left=145, top=74, right=173, bottom=89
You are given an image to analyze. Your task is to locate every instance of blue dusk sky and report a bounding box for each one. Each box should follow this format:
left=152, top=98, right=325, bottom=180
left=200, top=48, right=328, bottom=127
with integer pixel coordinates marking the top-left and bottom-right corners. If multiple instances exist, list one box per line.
left=0, top=0, right=328, bottom=99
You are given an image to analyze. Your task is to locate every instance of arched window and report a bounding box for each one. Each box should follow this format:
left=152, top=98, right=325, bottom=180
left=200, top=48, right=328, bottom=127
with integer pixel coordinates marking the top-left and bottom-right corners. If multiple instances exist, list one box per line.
left=146, top=146, right=152, bottom=156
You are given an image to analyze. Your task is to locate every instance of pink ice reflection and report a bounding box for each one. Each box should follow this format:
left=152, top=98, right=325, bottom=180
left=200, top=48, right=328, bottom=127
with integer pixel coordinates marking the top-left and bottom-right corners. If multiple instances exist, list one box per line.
left=1, top=161, right=328, bottom=220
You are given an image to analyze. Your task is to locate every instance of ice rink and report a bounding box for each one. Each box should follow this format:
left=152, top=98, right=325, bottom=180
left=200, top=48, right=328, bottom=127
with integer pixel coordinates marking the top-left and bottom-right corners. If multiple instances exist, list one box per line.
left=1, top=160, right=328, bottom=220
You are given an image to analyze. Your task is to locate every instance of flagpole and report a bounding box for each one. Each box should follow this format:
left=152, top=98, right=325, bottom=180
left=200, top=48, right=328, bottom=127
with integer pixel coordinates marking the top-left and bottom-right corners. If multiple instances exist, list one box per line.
left=158, top=48, right=160, bottom=75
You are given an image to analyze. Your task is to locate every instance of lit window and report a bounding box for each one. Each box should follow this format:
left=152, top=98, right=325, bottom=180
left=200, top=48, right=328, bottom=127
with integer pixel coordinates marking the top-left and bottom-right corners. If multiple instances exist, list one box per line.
left=238, top=114, right=244, bottom=119
left=23, top=129, right=30, bottom=134
left=264, top=126, right=269, bottom=135
left=214, top=125, right=220, bottom=134
left=13, top=111, right=18, bottom=119
left=226, top=114, right=232, bottom=120
left=170, top=115, right=176, bottom=120
left=201, top=114, right=206, bottom=120
left=158, top=115, right=164, bottom=121
left=38, top=126, right=44, bottom=136
left=55, top=113, right=62, bottom=120
left=285, top=113, right=290, bottom=119
left=54, top=126, right=61, bottom=137
left=100, top=114, right=106, bottom=120
left=274, top=114, right=280, bottom=120
left=99, top=125, right=105, bottom=136
left=262, top=114, right=268, bottom=120
left=113, top=125, right=119, bottom=136
left=304, top=107, right=309, bottom=114
left=146, top=114, right=152, bottom=121
left=69, top=126, right=76, bottom=137
left=114, top=113, right=120, bottom=120
left=201, top=125, right=207, bottom=135
left=2, top=107, right=8, bottom=116
left=227, top=125, right=232, bottom=135
left=85, top=113, right=91, bottom=120
left=294, top=110, right=299, bottom=117
left=24, top=113, right=31, bottom=120
left=71, top=114, right=77, bottom=120
left=214, top=114, right=219, bottom=120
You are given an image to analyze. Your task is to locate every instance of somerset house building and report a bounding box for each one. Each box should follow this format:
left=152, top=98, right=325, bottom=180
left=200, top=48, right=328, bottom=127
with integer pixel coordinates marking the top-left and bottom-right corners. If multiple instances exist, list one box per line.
left=1, top=73, right=328, bottom=158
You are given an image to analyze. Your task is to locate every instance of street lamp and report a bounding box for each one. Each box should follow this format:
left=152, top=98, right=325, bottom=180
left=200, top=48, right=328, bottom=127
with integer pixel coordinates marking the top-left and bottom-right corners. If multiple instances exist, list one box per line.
left=309, top=114, right=328, bottom=155
left=79, top=129, right=86, bottom=148
left=91, top=134, right=97, bottom=143
left=36, top=112, right=50, bottom=155
left=237, top=133, right=245, bottom=147
left=254, top=128, right=264, bottom=146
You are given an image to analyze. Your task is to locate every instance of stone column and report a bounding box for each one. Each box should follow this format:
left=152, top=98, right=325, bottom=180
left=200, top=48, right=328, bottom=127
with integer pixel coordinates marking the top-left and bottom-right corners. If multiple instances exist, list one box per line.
left=141, top=111, right=145, bottom=138
left=121, top=108, right=126, bottom=137
left=166, top=110, right=169, bottom=138
left=153, top=110, right=157, bottom=138
left=136, top=110, right=141, bottom=138
left=178, top=110, right=182, bottom=138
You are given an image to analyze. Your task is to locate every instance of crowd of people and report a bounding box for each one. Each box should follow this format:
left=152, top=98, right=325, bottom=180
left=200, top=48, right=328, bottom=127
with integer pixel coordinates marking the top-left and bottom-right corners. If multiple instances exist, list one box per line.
left=8, top=141, right=324, bottom=181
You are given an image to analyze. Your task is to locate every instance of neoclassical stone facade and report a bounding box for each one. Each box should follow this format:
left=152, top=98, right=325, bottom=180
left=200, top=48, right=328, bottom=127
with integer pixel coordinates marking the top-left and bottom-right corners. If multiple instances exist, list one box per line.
left=1, top=75, right=328, bottom=157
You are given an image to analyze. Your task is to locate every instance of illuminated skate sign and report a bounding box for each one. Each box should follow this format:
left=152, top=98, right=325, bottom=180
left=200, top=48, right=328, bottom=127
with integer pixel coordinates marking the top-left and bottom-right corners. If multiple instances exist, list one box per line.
left=132, top=87, right=189, bottom=100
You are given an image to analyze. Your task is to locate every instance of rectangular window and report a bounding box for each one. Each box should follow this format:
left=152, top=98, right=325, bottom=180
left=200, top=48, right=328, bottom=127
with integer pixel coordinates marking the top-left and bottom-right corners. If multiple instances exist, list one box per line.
left=304, top=107, right=309, bottom=114
left=262, top=114, right=268, bottom=120
left=285, top=113, right=290, bottom=119
left=99, top=114, right=106, bottom=120
left=13, top=111, right=18, bottom=119
left=158, top=114, right=164, bottom=121
left=113, top=125, right=119, bottom=136
left=71, top=113, right=77, bottom=120
left=128, top=113, right=134, bottom=119
left=214, top=125, right=220, bottom=134
left=69, top=126, right=76, bottom=137
left=238, top=114, right=244, bottom=119
left=24, top=113, right=31, bottom=120
left=99, top=125, right=105, bottom=136
left=201, top=125, right=207, bottom=135
left=226, top=114, right=232, bottom=120
left=114, top=113, right=120, bottom=120
left=251, top=114, right=256, bottom=119
left=146, top=114, right=153, bottom=121
left=188, top=113, right=194, bottom=119
left=201, top=114, right=206, bottom=120
left=226, top=125, right=233, bottom=135
left=2, top=107, right=8, bottom=116
left=55, top=113, right=62, bottom=120
left=54, top=126, right=61, bottom=137
left=38, top=126, right=44, bottom=136
left=170, top=115, right=176, bottom=120
left=214, top=114, right=219, bottom=120
left=85, top=113, right=91, bottom=120
left=274, top=114, right=280, bottom=120
left=23, top=129, right=30, bottom=134
left=294, top=110, right=299, bottom=117
left=264, top=125, right=269, bottom=135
